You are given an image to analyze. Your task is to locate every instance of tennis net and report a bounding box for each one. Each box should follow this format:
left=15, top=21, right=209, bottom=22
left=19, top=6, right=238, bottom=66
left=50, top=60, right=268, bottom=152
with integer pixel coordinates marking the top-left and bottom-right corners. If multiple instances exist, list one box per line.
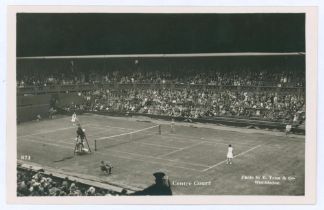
left=94, top=125, right=161, bottom=151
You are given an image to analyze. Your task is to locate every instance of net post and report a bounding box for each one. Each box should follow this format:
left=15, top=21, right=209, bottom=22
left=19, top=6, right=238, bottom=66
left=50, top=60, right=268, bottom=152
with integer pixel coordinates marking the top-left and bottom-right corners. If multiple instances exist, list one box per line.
left=94, top=139, right=97, bottom=151
left=158, top=125, right=161, bottom=135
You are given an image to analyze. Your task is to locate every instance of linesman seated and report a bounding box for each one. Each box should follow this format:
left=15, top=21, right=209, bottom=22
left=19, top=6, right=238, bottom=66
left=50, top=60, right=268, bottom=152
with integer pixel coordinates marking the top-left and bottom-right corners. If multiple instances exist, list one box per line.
left=100, top=160, right=113, bottom=175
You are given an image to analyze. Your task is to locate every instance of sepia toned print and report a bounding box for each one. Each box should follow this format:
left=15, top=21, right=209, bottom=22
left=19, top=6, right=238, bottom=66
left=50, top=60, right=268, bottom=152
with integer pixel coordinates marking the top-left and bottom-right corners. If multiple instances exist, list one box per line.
left=7, top=6, right=317, bottom=204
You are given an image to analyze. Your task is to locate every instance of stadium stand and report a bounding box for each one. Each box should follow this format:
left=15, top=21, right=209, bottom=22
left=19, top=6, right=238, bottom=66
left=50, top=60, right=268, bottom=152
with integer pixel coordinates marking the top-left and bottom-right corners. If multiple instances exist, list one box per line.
left=17, top=163, right=128, bottom=196
left=17, top=69, right=304, bottom=88
left=16, top=70, right=305, bottom=124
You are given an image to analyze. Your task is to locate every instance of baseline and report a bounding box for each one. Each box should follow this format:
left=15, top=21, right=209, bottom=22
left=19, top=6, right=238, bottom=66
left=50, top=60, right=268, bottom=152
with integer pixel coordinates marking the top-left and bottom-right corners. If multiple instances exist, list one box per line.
left=202, top=144, right=262, bottom=172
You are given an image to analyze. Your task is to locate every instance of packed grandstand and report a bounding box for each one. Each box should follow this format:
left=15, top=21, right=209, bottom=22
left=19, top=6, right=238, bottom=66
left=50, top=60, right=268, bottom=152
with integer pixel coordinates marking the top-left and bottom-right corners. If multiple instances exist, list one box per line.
left=17, top=60, right=305, bottom=124
left=17, top=68, right=305, bottom=87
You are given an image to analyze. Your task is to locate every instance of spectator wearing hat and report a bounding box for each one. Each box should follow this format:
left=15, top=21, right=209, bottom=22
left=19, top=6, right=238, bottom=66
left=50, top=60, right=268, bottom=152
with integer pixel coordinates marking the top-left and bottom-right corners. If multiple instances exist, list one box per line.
left=131, top=172, right=172, bottom=195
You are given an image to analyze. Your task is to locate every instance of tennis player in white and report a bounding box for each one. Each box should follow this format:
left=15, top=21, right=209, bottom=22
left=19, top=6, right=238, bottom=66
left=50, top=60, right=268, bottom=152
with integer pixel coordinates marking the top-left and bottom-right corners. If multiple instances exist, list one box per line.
left=170, top=118, right=175, bottom=133
left=226, top=144, right=234, bottom=164
left=71, top=112, right=77, bottom=126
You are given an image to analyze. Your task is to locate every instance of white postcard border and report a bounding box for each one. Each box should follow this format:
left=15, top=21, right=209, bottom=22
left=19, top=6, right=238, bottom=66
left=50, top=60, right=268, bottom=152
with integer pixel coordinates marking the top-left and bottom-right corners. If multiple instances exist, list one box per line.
left=6, top=5, right=318, bottom=205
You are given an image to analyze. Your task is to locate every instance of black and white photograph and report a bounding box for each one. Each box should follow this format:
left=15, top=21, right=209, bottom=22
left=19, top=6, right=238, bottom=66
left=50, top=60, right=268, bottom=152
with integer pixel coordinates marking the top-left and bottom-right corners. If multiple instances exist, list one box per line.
left=5, top=6, right=318, bottom=204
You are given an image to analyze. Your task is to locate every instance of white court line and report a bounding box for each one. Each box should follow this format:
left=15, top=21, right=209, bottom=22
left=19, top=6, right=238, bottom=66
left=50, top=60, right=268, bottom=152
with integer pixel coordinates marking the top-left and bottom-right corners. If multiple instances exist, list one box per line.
left=158, top=141, right=205, bottom=158
left=95, top=125, right=159, bottom=141
left=99, top=147, right=209, bottom=168
left=18, top=125, right=81, bottom=138
left=89, top=124, right=134, bottom=131
left=23, top=136, right=207, bottom=168
left=164, top=133, right=252, bottom=146
left=95, top=150, right=202, bottom=172
left=202, top=145, right=262, bottom=172
left=18, top=123, right=105, bottom=140
left=138, top=142, right=181, bottom=149
left=158, top=134, right=234, bottom=146
left=19, top=138, right=73, bottom=150
left=19, top=137, right=204, bottom=171
left=28, top=132, right=78, bottom=142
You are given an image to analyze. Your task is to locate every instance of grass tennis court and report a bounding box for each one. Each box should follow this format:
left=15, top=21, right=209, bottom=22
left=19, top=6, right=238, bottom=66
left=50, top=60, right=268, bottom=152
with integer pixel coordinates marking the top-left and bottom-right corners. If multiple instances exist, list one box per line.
left=17, top=113, right=305, bottom=195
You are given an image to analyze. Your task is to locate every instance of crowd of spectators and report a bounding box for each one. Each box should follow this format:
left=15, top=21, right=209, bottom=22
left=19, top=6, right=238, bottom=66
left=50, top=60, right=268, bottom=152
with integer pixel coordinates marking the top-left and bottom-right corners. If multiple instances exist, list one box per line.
left=17, top=73, right=83, bottom=87
left=62, top=87, right=305, bottom=123
left=17, top=69, right=305, bottom=88
left=17, top=68, right=305, bottom=123
left=17, top=167, right=126, bottom=196
left=109, top=70, right=305, bottom=87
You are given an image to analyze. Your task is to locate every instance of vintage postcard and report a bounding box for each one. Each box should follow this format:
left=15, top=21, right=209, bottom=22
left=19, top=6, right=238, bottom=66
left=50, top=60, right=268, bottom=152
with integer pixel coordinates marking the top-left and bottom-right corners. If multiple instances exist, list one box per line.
left=6, top=6, right=317, bottom=204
